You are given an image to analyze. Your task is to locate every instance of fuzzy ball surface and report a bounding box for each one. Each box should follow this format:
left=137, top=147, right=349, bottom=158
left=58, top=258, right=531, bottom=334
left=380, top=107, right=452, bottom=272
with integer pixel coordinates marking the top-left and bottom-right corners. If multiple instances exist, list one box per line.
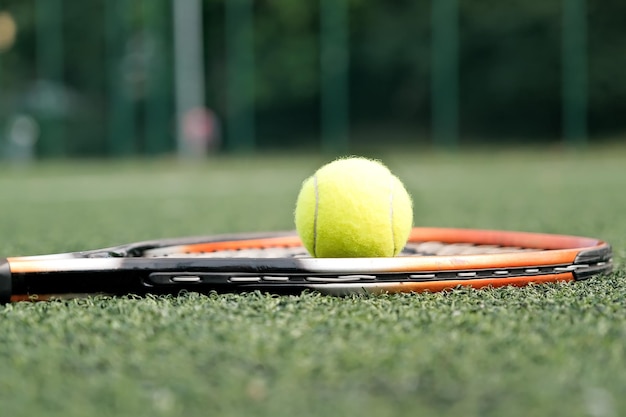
left=294, top=157, right=413, bottom=257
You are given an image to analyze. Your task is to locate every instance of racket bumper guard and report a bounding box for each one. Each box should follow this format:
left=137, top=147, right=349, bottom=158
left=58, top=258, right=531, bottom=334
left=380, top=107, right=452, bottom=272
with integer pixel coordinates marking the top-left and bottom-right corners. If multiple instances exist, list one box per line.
left=574, top=245, right=612, bottom=265
left=0, top=259, right=11, bottom=304
left=573, top=262, right=613, bottom=281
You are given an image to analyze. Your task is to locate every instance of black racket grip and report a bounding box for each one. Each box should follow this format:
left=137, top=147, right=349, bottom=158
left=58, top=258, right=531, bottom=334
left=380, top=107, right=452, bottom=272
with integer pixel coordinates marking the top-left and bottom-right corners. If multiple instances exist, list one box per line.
left=0, top=259, right=11, bottom=304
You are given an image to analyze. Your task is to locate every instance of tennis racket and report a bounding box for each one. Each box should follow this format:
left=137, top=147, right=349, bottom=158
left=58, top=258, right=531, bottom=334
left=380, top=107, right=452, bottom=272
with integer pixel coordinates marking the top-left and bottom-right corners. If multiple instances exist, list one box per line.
left=0, top=227, right=612, bottom=302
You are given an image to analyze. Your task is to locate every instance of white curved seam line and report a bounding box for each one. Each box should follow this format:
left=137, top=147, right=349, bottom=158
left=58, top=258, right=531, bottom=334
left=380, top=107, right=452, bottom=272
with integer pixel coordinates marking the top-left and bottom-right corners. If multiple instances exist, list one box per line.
left=313, top=174, right=319, bottom=257
left=389, top=176, right=396, bottom=255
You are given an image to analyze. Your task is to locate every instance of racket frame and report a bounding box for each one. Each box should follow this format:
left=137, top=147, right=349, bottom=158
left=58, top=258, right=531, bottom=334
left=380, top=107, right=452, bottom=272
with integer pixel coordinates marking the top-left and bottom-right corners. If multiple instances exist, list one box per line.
left=0, top=227, right=613, bottom=302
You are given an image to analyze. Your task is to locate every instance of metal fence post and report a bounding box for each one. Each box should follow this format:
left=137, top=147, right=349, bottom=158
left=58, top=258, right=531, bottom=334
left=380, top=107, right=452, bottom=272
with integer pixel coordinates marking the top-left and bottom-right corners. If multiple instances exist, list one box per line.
left=144, top=0, right=172, bottom=155
left=431, top=0, right=459, bottom=150
left=562, top=0, right=588, bottom=147
left=105, top=0, right=136, bottom=156
left=320, top=0, right=349, bottom=154
left=225, top=0, right=255, bottom=153
left=35, top=0, right=65, bottom=157
left=173, top=0, right=206, bottom=158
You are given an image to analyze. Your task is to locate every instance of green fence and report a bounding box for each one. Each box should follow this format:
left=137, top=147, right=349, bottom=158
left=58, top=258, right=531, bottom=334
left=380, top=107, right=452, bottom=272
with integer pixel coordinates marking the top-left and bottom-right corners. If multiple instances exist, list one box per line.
left=0, top=0, right=606, bottom=159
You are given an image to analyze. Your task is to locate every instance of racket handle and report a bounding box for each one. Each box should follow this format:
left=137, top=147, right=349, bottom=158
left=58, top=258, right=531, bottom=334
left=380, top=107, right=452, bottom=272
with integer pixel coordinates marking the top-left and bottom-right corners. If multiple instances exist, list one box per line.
left=0, top=259, right=11, bottom=304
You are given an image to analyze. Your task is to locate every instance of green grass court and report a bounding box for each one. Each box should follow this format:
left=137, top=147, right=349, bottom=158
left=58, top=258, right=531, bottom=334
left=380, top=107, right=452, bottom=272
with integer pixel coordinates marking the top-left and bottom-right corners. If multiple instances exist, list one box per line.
left=0, top=147, right=625, bottom=417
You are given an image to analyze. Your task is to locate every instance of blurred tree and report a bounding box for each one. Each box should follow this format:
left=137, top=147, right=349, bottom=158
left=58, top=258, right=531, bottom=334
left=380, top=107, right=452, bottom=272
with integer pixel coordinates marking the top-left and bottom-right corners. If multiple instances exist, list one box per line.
left=588, top=1, right=626, bottom=137
left=459, top=0, right=562, bottom=141
left=0, top=0, right=625, bottom=156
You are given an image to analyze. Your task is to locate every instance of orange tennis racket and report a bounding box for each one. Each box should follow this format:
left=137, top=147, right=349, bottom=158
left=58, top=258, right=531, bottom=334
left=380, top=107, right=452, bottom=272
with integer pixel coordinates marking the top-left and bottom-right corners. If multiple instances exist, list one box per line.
left=0, top=227, right=612, bottom=302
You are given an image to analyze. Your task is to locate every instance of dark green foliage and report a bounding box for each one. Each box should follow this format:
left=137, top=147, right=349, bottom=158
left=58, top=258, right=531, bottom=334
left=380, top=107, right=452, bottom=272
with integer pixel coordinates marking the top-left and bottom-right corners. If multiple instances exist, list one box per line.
left=1, top=0, right=626, bottom=154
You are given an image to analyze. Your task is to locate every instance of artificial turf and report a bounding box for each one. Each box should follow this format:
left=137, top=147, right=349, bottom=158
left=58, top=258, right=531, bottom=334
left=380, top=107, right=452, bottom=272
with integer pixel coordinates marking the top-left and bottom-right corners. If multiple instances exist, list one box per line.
left=0, top=147, right=624, bottom=417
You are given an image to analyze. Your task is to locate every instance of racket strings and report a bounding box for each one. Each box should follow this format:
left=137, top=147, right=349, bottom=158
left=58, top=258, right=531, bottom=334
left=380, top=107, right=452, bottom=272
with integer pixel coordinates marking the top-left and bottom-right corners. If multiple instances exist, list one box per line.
left=143, top=241, right=542, bottom=259
left=404, top=242, right=540, bottom=256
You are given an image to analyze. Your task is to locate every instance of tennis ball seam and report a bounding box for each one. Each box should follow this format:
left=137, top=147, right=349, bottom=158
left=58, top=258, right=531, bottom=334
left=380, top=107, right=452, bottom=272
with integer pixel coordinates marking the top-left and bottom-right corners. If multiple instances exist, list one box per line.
left=389, top=175, right=396, bottom=255
left=313, top=174, right=319, bottom=257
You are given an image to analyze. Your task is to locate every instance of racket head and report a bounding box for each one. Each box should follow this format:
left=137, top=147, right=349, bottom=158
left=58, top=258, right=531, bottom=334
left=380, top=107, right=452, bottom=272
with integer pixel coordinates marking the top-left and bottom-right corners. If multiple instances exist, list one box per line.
left=3, top=227, right=613, bottom=301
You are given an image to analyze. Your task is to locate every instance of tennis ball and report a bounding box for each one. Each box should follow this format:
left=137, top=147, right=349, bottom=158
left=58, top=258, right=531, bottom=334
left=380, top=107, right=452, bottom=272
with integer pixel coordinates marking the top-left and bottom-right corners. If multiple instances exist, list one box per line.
left=294, top=157, right=413, bottom=257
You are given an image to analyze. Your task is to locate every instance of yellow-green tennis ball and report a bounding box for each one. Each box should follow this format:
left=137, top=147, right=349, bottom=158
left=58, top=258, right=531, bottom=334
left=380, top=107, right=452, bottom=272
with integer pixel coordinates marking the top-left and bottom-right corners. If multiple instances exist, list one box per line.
left=294, top=157, right=413, bottom=257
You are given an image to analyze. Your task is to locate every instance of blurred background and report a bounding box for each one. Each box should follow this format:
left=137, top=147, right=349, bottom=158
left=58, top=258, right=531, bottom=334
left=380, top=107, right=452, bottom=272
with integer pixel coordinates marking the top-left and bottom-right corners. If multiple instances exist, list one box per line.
left=0, top=0, right=623, bottom=160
